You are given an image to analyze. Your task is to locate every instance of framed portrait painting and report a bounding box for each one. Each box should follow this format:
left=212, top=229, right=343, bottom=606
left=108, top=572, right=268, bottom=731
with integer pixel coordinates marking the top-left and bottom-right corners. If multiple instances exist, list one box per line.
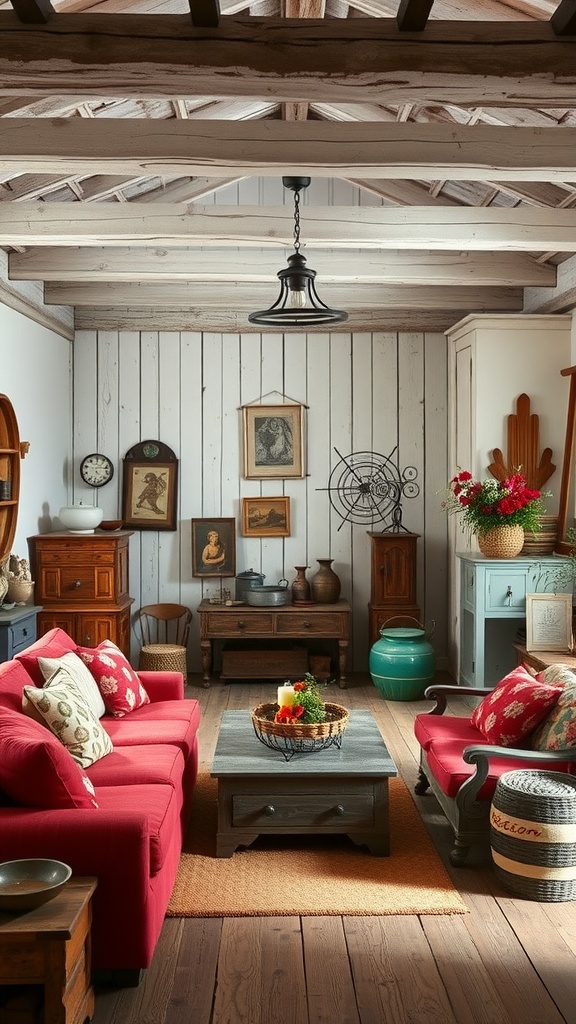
left=241, top=497, right=290, bottom=538
left=191, top=518, right=236, bottom=578
left=122, top=440, right=178, bottom=531
left=242, top=404, right=305, bottom=479
left=526, top=593, right=573, bottom=652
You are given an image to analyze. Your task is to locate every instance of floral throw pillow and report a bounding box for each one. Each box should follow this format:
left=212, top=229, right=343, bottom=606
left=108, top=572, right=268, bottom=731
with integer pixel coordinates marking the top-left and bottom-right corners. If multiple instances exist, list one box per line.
left=22, top=667, right=113, bottom=769
left=532, top=680, right=576, bottom=751
left=38, top=651, right=107, bottom=719
left=471, top=666, right=563, bottom=746
left=76, top=640, right=150, bottom=718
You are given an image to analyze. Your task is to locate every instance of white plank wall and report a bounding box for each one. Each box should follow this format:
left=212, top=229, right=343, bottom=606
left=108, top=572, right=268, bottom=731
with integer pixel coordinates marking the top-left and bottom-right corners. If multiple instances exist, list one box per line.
left=72, top=327, right=449, bottom=674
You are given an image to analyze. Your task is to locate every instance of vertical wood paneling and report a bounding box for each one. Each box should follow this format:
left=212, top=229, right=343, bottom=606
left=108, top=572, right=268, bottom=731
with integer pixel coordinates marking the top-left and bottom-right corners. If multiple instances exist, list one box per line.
left=76, top=326, right=449, bottom=673
left=73, top=330, right=98, bottom=507
left=95, top=332, right=120, bottom=521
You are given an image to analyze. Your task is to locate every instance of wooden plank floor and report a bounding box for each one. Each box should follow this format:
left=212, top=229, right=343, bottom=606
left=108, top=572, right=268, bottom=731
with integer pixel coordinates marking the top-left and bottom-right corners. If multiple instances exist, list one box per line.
left=91, top=674, right=576, bottom=1024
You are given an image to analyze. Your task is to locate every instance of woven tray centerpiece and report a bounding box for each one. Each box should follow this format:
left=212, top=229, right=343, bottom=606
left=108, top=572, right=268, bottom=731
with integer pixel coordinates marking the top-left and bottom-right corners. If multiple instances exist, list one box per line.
left=251, top=673, right=349, bottom=760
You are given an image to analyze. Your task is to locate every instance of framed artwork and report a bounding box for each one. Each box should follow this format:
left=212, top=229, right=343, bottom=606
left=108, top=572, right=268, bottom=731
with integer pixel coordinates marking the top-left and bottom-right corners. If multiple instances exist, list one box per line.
left=122, top=440, right=178, bottom=531
left=526, top=593, right=573, bottom=652
left=241, top=496, right=290, bottom=538
left=242, top=403, right=305, bottom=479
left=191, top=518, right=236, bottom=577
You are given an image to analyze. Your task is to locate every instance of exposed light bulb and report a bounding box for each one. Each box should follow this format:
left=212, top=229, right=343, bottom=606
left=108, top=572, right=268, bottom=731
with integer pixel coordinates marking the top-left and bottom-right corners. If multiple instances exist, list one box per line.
left=287, top=287, right=306, bottom=309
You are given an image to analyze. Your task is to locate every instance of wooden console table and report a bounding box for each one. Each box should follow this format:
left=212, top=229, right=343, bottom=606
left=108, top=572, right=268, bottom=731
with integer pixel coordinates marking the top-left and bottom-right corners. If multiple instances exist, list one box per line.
left=197, top=599, right=351, bottom=688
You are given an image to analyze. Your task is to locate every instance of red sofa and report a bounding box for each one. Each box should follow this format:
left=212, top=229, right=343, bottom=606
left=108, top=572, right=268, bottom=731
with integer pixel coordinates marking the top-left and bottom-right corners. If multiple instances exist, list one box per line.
left=0, top=627, right=201, bottom=985
left=414, top=681, right=576, bottom=867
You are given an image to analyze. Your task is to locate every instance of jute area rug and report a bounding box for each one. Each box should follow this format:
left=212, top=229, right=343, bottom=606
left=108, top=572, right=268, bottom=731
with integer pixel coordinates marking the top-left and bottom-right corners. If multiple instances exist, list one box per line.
left=166, top=774, right=468, bottom=918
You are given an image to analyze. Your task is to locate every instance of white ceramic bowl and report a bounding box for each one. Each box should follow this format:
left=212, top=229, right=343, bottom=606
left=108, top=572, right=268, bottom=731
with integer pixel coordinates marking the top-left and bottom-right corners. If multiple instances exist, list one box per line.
left=58, top=503, right=104, bottom=534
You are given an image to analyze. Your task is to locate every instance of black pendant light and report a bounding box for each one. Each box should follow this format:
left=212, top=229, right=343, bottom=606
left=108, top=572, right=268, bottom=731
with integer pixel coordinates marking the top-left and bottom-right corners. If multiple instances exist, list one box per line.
left=248, top=176, right=348, bottom=327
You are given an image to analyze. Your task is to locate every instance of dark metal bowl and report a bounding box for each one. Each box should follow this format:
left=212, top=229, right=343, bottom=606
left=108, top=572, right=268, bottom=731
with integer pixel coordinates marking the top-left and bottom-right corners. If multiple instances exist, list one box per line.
left=0, top=859, right=72, bottom=912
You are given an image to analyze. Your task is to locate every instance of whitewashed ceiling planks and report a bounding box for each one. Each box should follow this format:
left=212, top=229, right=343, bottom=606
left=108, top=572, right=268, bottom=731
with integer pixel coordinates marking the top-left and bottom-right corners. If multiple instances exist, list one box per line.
left=0, top=0, right=575, bottom=332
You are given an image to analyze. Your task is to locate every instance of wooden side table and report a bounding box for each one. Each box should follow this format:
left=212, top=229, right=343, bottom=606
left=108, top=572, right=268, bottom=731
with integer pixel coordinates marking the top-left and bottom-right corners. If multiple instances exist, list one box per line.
left=0, top=877, right=97, bottom=1024
left=513, top=643, right=576, bottom=674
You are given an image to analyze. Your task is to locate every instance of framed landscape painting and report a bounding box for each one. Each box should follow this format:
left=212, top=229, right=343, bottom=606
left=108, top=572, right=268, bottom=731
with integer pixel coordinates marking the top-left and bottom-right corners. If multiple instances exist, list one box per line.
left=242, top=404, right=305, bottom=479
left=241, top=497, right=291, bottom=538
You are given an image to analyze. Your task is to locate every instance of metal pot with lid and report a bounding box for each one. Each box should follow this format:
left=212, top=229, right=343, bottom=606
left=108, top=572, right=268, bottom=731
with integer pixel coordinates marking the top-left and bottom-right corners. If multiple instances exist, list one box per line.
left=235, top=568, right=265, bottom=602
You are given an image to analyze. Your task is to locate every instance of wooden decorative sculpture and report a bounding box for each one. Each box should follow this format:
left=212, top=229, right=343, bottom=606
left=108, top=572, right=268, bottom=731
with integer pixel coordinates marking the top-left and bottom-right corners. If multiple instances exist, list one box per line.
left=487, top=393, right=555, bottom=491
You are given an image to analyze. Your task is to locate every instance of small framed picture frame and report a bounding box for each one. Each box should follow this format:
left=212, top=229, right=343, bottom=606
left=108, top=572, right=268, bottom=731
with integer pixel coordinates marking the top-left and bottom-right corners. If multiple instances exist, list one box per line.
left=191, top=518, right=236, bottom=577
left=525, top=593, right=573, bottom=652
left=122, top=440, right=178, bottom=531
left=242, top=404, right=305, bottom=479
left=241, top=496, right=291, bottom=538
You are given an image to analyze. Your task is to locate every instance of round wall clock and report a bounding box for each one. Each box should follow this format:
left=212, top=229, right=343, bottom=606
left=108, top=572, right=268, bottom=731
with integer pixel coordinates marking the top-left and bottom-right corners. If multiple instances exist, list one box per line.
left=80, top=453, right=114, bottom=487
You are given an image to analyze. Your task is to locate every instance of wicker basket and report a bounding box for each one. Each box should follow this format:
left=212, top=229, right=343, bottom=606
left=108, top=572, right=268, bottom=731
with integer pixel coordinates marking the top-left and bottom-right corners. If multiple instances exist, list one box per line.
left=251, top=701, right=349, bottom=759
left=252, top=701, right=349, bottom=739
left=490, top=770, right=576, bottom=902
left=138, top=643, right=187, bottom=678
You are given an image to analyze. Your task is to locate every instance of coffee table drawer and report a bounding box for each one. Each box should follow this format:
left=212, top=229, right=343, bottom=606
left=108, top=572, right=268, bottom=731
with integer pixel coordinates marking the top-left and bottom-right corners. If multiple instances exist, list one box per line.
left=232, top=793, right=375, bottom=828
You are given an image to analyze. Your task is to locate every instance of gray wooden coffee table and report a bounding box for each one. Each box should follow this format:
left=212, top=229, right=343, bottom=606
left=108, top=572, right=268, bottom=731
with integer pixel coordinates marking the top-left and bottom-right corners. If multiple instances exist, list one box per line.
left=211, top=709, right=397, bottom=857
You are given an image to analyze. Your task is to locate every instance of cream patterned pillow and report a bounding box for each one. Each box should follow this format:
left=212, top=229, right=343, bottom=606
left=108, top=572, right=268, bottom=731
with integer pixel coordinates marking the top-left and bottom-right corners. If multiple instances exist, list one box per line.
left=38, top=651, right=106, bottom=719
left=22, top=667, right=113, bottom=769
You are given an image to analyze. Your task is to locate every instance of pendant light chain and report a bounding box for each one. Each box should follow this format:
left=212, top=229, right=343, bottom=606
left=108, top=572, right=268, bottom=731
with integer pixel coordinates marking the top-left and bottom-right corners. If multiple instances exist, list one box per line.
left=293, top=189, right=301, bottom=255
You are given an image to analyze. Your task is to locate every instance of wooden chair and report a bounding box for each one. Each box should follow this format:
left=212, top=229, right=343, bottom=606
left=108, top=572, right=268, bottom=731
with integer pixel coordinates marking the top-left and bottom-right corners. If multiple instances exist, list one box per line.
left=136, top=603, right=192, bottom=681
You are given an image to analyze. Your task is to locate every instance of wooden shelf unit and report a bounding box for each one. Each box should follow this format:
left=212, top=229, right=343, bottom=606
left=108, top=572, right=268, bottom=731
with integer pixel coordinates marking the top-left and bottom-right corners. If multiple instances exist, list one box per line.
left=367, top=531, right=420, bottom=648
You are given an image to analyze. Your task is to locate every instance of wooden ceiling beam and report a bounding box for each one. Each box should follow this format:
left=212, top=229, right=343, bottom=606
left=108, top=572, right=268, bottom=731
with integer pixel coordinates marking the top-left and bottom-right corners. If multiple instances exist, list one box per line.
left=1, top=17, right=576, bottom=106
left=10, top=246, right=555, bottom=286
left=8, top=0, right=54, bottom=23
left=3, top=119, right=576, bottom=182
left=188, top=0, right=220, bottom=27
left=396, top=0, right=434, bottom=32
left=550, top=0, right=576, bottom=35
left=3, top=202, right=576, bottom=251
left=72, top=305, right=503, bottom=333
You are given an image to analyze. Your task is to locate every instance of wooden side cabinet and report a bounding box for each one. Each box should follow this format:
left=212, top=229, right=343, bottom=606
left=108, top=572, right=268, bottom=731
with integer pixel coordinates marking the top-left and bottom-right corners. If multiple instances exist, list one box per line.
left=0, top=604, right=41, bottom=661
left=367, top=532, right=420, bottom=647
left=29, top=530, right=134, bottom=657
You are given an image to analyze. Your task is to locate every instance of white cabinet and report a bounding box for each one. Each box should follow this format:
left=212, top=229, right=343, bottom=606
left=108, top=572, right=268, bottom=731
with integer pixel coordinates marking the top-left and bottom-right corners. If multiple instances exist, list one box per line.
left=457, top=552, right=572, bottom=688
left=446, top=314, right=572, bottom=681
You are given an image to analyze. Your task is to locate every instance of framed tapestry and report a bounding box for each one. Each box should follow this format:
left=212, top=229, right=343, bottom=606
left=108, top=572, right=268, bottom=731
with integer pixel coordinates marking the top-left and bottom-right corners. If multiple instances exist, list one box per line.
left=122, top=440, right=178, bottom=531
left=242, top=403, right=305, bottom=479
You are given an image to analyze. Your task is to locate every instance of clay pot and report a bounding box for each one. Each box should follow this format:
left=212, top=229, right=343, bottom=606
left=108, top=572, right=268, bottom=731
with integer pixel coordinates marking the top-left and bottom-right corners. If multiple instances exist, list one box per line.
left=291, top=566, right=311, bottom=603
left=310, top=559, right=341, bottom=603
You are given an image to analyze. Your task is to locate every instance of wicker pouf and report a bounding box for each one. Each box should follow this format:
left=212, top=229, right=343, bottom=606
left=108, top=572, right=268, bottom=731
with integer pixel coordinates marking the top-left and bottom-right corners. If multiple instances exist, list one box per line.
left=490, top=770, right=576, bottom=902
left=138, top=643, right=188, bottom=679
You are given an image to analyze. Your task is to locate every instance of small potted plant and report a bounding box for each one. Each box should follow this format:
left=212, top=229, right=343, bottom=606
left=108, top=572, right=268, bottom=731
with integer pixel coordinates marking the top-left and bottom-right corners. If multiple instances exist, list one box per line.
left=7, top=555, right=35, bottom=604
left=442, top=470, right=547, bottom=558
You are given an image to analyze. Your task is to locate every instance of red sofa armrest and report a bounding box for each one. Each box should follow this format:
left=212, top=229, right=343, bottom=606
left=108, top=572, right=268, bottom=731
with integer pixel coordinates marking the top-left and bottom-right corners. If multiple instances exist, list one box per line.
left=137, top=671, right=184, bottom=702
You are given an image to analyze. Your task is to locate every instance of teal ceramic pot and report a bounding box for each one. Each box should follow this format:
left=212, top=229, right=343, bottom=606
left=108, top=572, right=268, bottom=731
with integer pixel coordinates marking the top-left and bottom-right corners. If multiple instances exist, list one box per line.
left=369, top=624, right=436, bottom=701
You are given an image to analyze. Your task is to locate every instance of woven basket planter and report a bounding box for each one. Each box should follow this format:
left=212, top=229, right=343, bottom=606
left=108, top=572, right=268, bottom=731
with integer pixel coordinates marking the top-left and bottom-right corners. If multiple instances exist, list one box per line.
left=490, top=770, right=576, bottom=902
left=477, top=525, right=524, bottom=559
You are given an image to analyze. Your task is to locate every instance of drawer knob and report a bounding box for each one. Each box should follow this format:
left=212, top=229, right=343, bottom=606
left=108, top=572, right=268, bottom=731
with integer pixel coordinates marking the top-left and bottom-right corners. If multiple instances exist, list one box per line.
left=73, top=580, right=81, bottom=589
left=505, top=585, right=513, bottom=605
left=334, top=804, right=345, bottom=816
left=264, top=804, right=275, bottom=817
left=237, top=620, right=245, bottom=630
left=303, top=620, right=311, bottom=628
left=22, top=628, right=28, bottom=636
left=83, top=635, right=91, bottom=644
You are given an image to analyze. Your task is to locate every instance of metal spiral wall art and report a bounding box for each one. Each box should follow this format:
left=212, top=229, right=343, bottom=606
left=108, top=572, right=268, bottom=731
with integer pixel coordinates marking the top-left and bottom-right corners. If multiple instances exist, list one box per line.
left=317, top=447, right=419, bottom=531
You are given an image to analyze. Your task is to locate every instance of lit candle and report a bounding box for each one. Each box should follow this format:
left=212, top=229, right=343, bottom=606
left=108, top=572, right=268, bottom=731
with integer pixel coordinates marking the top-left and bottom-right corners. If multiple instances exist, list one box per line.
left=277, top=684, right=296, bottom=708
